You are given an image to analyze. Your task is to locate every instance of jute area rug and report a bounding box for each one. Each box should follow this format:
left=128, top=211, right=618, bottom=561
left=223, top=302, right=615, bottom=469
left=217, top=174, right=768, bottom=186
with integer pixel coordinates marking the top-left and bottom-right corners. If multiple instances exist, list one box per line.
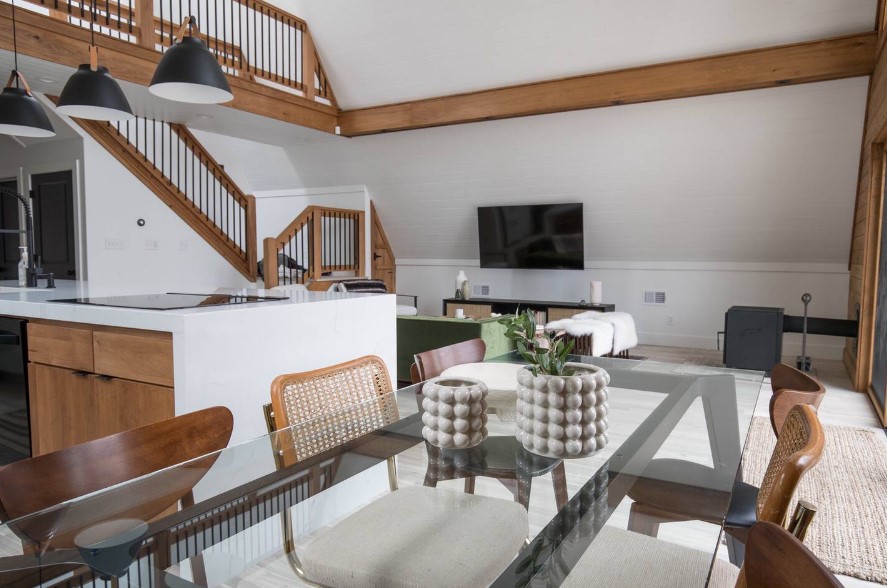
left=742, top=417, right=887, bottom=583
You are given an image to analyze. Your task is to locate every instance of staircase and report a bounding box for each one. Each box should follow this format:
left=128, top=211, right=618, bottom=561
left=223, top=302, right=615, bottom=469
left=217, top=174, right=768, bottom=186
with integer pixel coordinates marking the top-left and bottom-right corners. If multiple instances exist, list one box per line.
left=262, top=206, right=364, bottom=288
left=71, top=114, right=258, bottom=281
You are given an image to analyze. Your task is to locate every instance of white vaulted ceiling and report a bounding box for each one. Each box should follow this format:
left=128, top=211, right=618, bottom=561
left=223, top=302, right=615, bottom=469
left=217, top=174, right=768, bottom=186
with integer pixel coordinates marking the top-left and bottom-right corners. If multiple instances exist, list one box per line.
left=276, top=0, right=875, bottom=109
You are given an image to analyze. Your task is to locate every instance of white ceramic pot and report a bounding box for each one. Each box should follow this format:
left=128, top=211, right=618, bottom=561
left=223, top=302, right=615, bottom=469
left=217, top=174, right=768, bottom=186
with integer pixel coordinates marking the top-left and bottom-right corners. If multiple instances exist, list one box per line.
left=515, top=363, right=610, bottom=458
left=421, top=377, right=489, bottom=449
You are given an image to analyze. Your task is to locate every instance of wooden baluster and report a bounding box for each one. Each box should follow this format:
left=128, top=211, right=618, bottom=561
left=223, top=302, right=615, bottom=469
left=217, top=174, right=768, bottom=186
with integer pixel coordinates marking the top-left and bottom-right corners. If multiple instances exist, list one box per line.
left=136, top=0, right=155, bottom=48
left=302, top=28, right=316, bottom=100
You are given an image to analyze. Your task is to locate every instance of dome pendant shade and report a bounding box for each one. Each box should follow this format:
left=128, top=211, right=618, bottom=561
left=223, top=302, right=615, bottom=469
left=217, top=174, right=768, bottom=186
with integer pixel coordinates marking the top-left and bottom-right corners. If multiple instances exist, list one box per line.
left=57, top=64, right=134, bottom=121
left=149, top=36, right=233, bottom=104
left=0, top=78, right=55, bottom=138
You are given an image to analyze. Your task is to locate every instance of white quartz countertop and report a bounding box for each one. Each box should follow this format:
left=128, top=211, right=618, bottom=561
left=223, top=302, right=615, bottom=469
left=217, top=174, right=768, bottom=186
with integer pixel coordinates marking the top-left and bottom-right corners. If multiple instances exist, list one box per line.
left=0, top=280, right=387, bottom=332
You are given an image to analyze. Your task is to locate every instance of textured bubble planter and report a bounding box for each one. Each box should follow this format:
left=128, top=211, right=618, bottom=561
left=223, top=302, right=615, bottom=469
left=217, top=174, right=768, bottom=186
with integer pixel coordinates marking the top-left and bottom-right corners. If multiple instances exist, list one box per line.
left=421, top=377, right=489, bottom=449
left=515, top=363, right=610, bottom=458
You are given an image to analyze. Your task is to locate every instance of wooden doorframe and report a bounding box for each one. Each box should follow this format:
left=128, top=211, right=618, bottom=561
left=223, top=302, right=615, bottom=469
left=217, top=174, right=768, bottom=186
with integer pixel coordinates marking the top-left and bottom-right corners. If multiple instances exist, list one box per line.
left=370, top=201, right=395, bottom=292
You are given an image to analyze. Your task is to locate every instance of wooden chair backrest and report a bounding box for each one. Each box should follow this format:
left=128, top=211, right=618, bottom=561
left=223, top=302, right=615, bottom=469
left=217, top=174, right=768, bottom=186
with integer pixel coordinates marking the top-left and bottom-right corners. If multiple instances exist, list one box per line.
left=269, top=356, right=398, bottom=462
left=412, top=338, right=486, bottom=383
left=0, top=406, right=233, bottom=548
left=756, top=405, right=824, bottom=526
left=769, top=363, right=826, bottom=436
left=741, top=521, right=841, bottom=588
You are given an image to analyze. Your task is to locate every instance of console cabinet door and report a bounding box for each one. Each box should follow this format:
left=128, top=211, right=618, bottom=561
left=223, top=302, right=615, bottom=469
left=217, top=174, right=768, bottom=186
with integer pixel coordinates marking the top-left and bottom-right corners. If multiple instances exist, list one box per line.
left=28, top=364, right=98, bottom=456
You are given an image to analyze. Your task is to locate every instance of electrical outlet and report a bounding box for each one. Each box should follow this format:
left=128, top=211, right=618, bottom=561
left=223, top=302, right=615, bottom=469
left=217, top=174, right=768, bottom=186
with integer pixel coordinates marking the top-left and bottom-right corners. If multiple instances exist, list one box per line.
left=179, top=239, right=189, bottom=252
left=666, top=315, right=675, bottom=326
left=104, top=238, right=125, bottom=250
left=144, top=239, right=159, bottom=251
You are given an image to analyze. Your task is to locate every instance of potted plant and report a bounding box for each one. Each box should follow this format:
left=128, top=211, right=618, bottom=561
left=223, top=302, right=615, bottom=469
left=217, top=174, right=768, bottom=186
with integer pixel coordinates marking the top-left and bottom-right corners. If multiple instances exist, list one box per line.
left=500, top=310, right=610, bottom=458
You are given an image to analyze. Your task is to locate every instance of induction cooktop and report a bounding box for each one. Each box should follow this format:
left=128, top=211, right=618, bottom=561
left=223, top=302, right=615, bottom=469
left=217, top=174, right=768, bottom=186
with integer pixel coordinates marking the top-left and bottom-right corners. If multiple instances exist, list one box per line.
left=48, top=293, right=288, bottom=311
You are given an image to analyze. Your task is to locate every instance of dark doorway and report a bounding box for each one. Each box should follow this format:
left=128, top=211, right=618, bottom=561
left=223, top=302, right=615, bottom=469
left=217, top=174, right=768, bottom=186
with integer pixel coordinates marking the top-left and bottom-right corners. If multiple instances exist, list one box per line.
left=0, top=179, right=21, bottom=281
left=30, top=170, right=76, bottom=279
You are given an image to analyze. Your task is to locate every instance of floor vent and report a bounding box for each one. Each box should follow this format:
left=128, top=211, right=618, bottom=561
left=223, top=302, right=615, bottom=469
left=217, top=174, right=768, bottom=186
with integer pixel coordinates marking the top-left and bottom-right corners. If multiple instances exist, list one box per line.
left=643, top=290, right=667, bottom=305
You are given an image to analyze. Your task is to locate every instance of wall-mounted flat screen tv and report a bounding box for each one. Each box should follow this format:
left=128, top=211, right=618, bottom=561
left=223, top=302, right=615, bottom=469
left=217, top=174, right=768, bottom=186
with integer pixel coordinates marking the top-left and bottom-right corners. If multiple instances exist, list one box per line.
left=478, top=203, right=584, bottom=270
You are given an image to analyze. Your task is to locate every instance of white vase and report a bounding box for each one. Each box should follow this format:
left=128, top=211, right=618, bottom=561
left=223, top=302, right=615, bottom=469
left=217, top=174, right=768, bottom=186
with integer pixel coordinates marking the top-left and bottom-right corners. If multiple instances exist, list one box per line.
left=515, top=363, right=610, bottom=458
left=421, top=376, right=489, bottom=449
left=455, top=271, right=468, bottom=296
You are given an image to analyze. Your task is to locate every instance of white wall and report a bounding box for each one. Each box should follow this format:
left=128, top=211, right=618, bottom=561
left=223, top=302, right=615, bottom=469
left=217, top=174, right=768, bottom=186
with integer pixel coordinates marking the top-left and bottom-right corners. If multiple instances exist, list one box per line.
left=397, top=259, right=849, bottom=360
left=67, top=118, right=252, bottom=292
left=0, top=136, right=87, bottom=278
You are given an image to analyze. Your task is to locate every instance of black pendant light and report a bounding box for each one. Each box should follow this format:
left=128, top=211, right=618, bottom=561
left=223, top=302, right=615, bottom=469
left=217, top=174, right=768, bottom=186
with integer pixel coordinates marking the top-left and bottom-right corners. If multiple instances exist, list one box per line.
left=149, top=16, right=233, bottom=104
left=0, top=1, right=55, bottom=138
left=57, top=0, right=133, bottom=121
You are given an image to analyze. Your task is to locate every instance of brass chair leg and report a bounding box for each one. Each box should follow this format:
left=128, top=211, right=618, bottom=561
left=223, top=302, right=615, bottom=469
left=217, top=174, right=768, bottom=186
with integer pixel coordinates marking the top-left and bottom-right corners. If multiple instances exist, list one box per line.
left=387, top=456, right=399, bottom=492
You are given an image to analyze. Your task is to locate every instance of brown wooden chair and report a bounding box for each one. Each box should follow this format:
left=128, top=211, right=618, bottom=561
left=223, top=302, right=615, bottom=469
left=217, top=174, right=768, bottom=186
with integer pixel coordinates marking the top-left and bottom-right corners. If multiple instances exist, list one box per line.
left=740, top=521, right=841, bottom=588
left=410, top=338, right=486, bottom=384
left=628, top=404, right=825, bottom=563
left=0, top=406, right=233, bottom=551
left=769, top=363, right=825, bottom=436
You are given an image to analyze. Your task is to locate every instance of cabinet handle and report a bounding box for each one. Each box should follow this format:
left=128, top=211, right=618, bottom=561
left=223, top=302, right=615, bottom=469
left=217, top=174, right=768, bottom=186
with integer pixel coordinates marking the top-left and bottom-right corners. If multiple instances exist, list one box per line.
left=94, top=374, right=114, bottom=381
left=72, top=371, right=89, bottom=377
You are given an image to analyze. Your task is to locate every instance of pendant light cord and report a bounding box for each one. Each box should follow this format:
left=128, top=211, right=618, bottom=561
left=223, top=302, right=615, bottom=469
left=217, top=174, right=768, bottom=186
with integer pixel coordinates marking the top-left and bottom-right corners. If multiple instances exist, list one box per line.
left=11, top=0, right=19, bottom=86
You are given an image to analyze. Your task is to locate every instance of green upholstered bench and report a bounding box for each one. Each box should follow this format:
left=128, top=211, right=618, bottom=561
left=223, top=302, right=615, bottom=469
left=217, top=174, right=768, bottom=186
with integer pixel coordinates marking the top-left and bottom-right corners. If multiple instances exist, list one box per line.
left=396, top=315, right=515, bottom=382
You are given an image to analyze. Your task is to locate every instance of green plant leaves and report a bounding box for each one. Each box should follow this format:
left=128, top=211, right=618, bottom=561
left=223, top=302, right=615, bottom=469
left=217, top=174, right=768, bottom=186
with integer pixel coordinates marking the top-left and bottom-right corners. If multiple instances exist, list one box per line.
left=500, top=309, right=575, bottom=376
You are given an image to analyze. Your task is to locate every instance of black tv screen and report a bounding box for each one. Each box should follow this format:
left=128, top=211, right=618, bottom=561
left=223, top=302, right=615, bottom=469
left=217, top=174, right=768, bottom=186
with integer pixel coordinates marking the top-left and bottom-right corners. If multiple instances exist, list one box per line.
left=478, top=203, right=584, bottom=270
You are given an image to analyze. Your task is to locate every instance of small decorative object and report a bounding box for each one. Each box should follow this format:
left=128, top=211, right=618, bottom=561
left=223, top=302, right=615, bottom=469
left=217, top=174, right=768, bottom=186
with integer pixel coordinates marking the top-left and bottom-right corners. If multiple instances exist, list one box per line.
left=501, top=310, right=610, bottom=458
left=590, top=281, right=603, bottom=304
left=454, top=308, right=465, bottom=318
left=455, top=270, right=468, bottom=299
left=461, top=279, right=472, bottom=300
left=421, top=377, right=489, bottom=449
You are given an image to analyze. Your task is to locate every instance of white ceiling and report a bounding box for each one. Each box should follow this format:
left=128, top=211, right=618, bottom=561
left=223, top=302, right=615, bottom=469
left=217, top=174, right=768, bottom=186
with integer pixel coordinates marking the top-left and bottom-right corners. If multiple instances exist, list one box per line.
left=277, top=0, right=876, bottom=109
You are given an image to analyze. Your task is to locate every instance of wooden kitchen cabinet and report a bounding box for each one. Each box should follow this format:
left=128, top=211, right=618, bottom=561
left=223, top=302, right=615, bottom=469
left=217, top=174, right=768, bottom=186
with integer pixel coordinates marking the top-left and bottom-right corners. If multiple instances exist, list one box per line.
left=27, top=320, right=175, bottom=456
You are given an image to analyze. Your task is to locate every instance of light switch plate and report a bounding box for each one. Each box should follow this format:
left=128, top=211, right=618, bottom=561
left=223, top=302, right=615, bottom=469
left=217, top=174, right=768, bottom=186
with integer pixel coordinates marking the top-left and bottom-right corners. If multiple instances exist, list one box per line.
left=144, top=239, right=159, bottom=251
left=104, top=238, right=125, bottom=250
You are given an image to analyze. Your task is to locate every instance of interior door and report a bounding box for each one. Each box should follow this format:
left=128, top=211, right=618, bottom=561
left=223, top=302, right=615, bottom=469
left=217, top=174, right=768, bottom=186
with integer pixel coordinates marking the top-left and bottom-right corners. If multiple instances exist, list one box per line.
left=30, top=170, right=76, bottom=279
left=371, top=201, right=396, bottom=292
left=0, top=179, right=21, bottom=280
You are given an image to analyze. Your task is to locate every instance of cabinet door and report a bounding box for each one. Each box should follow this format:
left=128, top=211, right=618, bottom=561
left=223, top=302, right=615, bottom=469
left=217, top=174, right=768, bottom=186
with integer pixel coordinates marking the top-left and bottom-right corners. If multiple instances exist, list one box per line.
left=28, top=364, right=97, bottom=456
left=92, top=376, right=174, bottom=439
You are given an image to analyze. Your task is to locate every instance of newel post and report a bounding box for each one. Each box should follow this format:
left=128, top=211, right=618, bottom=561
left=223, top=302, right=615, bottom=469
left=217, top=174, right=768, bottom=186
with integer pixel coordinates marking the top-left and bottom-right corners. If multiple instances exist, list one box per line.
left=136, top=0, right=156, bottom=49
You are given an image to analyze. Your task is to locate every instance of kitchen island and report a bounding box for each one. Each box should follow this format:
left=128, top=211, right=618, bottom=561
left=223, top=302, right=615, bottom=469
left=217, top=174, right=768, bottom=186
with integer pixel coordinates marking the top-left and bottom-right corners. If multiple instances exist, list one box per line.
left=0, top=281, right=396, bottom=449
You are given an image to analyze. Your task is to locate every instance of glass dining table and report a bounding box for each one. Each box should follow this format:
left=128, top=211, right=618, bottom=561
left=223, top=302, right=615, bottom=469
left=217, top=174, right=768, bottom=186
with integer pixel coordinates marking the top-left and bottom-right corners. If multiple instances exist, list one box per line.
left=0, top=353, right=763, bottom=587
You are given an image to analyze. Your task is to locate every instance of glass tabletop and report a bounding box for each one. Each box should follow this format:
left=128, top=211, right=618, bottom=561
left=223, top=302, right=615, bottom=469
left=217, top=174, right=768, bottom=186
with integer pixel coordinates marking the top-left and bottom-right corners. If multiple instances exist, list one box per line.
left=0, top=353, right=763, bottom=587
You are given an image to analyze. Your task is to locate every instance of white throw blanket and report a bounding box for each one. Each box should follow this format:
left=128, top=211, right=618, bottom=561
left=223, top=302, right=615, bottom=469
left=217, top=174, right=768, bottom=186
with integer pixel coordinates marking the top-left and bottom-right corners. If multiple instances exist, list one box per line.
left=545, top=318, right=614, bottom=356
left=572, top=311, right=638, bottom=354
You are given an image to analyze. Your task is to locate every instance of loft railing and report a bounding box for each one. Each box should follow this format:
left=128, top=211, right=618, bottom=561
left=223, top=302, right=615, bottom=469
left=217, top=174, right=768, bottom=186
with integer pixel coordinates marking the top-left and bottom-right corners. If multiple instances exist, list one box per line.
left=5, top=0, right=336, bottom=105
left=69, top=111, right=258, bottom=280
left=263, top=206, right=364, bottom=288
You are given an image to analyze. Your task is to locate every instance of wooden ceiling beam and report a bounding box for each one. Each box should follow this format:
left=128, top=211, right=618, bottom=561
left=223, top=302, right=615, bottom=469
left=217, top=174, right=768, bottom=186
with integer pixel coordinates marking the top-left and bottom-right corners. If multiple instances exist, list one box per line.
left=338, top=32, right=877, bottom=137
left=0, top=5, right=338, bottom=134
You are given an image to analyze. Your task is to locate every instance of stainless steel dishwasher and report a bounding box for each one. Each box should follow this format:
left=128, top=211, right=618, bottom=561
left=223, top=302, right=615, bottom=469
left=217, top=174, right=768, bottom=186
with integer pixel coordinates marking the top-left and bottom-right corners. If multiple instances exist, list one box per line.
left=0, top=316, right=29, bottom=464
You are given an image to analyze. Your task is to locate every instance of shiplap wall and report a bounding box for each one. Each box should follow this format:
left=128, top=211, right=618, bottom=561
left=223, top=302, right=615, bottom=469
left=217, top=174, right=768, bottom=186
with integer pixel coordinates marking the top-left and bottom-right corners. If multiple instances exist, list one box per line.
left=283, top=78, right=867, bottom=264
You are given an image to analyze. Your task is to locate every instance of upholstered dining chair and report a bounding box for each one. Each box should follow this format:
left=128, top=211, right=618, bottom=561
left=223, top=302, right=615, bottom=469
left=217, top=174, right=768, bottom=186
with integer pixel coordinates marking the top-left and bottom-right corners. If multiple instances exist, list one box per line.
left=410, top=337, right=487, bottom=384
left=628, top=404, right=825, bottom=563
left=559, top=519, right=840, bottom=588
left=264, top=355, right=529, bottom=588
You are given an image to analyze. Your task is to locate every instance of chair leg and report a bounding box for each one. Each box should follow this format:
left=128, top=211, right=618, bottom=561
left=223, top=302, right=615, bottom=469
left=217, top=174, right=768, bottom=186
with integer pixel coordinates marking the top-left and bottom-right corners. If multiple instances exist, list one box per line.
left=464, top=476, right=476, bottom=494
left=628, top=502, right=664, bottom=537
left=726, top=532, right=746, bottom=566
left=551, top=462, right=568, bottom=510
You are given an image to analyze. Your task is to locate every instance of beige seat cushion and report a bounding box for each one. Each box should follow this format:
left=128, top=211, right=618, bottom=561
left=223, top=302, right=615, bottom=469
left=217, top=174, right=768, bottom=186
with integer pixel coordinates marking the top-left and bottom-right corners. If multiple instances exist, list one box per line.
left=301, top=485, right=528, bottom=588
left=561, top=526, right=739, bottom=587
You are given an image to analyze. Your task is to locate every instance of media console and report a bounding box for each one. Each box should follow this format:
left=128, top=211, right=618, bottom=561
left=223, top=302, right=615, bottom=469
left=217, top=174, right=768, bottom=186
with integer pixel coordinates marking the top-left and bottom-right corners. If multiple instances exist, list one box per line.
left=442, top=297, right=615, bottom=322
